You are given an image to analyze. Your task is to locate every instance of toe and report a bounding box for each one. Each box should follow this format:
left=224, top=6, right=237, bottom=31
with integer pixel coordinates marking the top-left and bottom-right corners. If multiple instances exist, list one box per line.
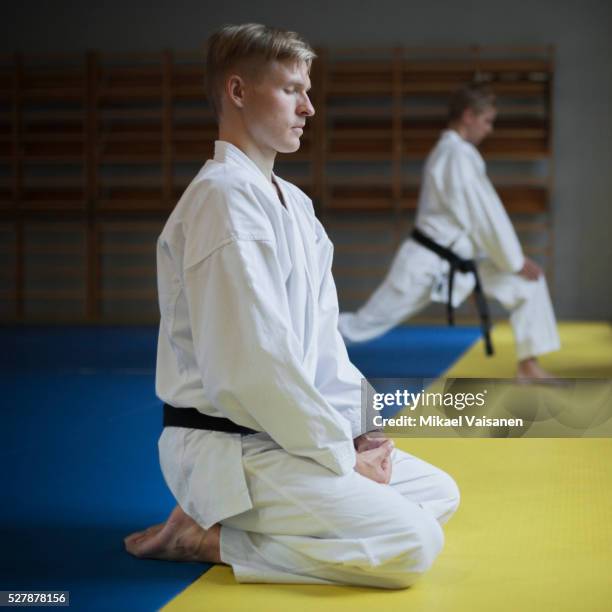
left=124, top=531, right=145, bottom=546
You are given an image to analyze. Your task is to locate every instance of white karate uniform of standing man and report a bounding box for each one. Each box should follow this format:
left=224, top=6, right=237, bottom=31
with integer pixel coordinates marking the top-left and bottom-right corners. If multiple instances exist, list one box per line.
left=124, top=24, right=459, bottom=588
left=339, top=84, right=560, bottom=380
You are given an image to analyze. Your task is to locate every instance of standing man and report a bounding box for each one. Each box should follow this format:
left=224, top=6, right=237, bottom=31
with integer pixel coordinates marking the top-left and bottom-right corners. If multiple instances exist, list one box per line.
left=124, top=24, right=459, bottom=588
left=339, top=83, right=560, bottom=379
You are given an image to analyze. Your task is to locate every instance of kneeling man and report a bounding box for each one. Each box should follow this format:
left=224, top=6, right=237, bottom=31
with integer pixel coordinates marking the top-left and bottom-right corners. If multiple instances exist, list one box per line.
left=125, top=23, right=459, bottom=588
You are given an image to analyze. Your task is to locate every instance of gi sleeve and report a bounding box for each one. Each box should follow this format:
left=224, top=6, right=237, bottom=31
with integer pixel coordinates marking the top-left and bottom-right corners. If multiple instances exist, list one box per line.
left=312, top=219, right=366, bottom=438
left=183, top=217, right=356, bottom=477
left=446, top=152, right=525, bottom=273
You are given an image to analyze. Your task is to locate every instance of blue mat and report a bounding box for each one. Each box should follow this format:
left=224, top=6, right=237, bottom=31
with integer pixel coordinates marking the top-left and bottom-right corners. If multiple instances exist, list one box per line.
left=0, top=325, right=479, bottom=611
left=346, top=325, right=481, bottom=378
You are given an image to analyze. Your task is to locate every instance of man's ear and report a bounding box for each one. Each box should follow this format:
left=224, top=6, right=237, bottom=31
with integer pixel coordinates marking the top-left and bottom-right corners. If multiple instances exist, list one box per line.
left=226, top=74, right=246, bottom=109
left=462, top=107, right=478, bottom=126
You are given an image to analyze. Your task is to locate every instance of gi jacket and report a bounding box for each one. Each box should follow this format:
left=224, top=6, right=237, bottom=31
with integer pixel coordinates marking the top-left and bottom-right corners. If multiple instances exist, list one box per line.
left=390, top=130, right=526, bottom=307
left=156, top=141, right=364, bottom=527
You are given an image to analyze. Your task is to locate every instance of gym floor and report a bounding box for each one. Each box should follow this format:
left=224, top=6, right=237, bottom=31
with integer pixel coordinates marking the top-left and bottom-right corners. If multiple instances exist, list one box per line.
left=2, top=323, right=611, bottom=611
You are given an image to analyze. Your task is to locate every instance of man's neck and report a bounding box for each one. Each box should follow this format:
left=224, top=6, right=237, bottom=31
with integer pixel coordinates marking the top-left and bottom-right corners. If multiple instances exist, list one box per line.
left=218, top=126, right=276, bottom=182
left=448, top=123, right=469, bottom=142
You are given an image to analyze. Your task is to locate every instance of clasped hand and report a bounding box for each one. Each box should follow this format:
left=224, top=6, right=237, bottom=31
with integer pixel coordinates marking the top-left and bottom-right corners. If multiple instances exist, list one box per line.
left=353, top=432, right=393, bottom=485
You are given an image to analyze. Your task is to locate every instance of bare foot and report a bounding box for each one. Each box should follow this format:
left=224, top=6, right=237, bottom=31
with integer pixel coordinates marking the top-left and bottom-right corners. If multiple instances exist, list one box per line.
left=124, top=505, right=222, bottom=563
left=517, top=358, right=555, bottom=381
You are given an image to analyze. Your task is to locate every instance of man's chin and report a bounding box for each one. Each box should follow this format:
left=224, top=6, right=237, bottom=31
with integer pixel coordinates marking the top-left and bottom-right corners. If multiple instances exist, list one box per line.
left=277, top=139, right=301, bottom=155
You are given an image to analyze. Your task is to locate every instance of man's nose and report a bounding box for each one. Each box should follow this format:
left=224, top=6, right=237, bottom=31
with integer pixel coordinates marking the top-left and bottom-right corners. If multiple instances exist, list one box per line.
left=299, top=93, right=315, bottom=117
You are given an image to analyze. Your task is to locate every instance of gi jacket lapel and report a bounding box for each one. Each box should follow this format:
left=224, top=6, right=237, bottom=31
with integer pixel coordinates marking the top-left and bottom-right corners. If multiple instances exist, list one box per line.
left=273, top=176, right=319, bottom=372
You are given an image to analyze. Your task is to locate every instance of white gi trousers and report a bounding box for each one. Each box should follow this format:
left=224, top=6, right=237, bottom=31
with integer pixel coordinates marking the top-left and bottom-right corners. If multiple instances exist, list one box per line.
left=159, top=427, right=460, bottom=589
left=338, top=242, right=560, bottom=361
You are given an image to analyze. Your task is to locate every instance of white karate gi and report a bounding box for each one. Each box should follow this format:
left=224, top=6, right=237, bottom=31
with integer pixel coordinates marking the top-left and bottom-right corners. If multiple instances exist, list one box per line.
left=155, top=141, right=459, bottom=588
left=338, top=130, right=560, bottom=360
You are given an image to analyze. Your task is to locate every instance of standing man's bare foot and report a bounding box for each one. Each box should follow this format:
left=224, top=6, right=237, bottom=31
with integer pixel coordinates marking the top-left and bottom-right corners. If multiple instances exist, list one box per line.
left=124, top=505, right=222, bottom=564
left=517, top=357, right=555, bottom=381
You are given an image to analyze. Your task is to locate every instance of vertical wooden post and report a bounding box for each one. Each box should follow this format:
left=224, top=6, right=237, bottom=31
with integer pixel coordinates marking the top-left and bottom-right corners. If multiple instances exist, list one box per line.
left=312, top=47, right=328, bottom=218
left=473, top=44, right=482, bottom=82
left=391, top=46, right=403, bottom=249
left=162, top=50, right=173, bottom=209
left=13, top=52, right=24, bottom=320
left=85, top=51, right=100, bottom=320
left=546, top=44, right=556, bottom=294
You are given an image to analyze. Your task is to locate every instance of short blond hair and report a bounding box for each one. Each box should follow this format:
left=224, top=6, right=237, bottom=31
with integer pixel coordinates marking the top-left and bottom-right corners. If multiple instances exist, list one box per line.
left=448, top=83, right=496, bottom=122
left=204, top=23, right=316, bottom=120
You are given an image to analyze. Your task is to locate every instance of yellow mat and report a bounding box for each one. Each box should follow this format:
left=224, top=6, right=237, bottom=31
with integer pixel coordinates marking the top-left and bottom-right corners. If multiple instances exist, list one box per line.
left=163, top=322, right=612, bottom=612
left=444, top=321, right=612, bottom=378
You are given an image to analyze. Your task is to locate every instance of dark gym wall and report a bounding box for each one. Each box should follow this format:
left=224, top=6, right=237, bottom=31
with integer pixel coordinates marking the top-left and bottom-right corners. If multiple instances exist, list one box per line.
left=4, top=0, right=612, bottom=319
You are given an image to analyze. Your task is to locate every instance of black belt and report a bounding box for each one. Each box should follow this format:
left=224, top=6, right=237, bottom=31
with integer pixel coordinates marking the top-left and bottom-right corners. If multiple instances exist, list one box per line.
left=163, top=404, right=258, bottom=435
left=411, top=228, right=494, bottom=356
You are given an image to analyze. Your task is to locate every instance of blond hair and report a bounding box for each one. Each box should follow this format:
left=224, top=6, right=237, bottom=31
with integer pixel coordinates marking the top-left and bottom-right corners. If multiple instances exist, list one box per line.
left=204, top=23, right=316, bottom=120
left=448, top=83, right=496, bottom=122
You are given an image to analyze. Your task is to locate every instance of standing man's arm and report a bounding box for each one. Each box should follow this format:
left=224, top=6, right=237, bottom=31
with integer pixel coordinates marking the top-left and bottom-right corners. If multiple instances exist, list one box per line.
left=446, top=152, right=527, bottom=275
